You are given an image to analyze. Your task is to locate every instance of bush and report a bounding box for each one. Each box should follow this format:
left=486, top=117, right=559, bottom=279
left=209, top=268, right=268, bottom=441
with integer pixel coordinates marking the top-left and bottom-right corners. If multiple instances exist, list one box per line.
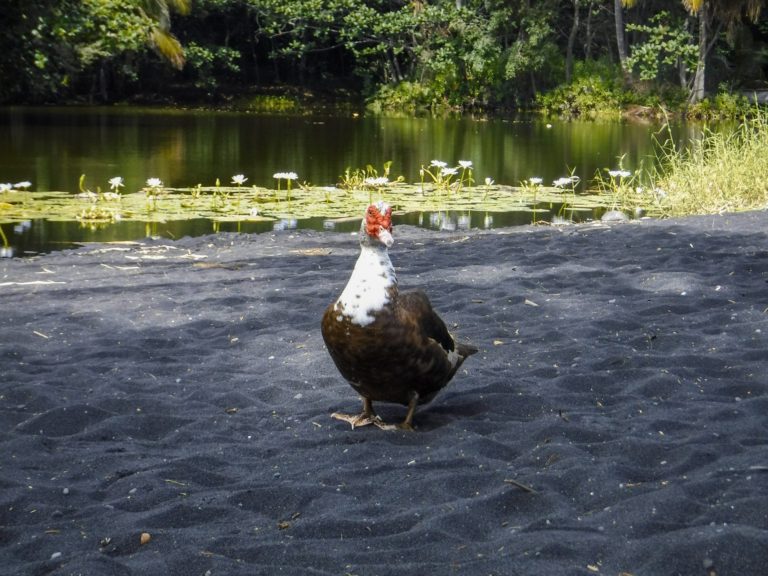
left=536, top=61, right=628, bottom=118
left=366, top=81, right=452, bottom=115
left=182, top=42, right=240, bottom=95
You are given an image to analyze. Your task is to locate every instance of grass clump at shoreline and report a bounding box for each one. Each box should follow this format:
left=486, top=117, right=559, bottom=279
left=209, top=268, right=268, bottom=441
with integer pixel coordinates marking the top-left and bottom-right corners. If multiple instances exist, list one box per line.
left=651, top=111, right=768, bottom=217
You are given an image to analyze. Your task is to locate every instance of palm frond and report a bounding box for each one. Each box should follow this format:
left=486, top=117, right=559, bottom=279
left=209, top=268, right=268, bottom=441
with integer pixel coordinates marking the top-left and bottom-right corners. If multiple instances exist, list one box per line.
left=150, top=28, right=185, bottom=69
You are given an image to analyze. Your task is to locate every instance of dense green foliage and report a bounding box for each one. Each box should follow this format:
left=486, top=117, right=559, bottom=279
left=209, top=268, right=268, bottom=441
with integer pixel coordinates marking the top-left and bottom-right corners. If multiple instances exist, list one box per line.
left=1, top=0, right=766, bottom=114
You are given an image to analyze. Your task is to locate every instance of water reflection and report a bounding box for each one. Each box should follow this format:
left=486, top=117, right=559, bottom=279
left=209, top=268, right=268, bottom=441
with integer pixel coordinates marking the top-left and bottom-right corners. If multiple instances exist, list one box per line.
left=1, top=107, right=680, bottom=194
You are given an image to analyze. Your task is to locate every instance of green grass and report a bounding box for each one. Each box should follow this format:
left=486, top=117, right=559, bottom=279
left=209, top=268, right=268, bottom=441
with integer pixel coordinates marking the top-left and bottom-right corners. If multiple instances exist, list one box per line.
left=649, top=111, right=768, bottom=217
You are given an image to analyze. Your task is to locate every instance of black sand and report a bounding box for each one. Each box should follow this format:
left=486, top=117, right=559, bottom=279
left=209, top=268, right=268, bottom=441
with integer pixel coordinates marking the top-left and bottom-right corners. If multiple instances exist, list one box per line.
left=2, top=211, right=768, bottom=575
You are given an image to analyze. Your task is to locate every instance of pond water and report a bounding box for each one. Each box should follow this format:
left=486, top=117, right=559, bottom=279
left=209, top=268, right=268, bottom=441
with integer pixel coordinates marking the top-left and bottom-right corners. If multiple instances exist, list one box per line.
left=1, top=106, right=692, bottom=255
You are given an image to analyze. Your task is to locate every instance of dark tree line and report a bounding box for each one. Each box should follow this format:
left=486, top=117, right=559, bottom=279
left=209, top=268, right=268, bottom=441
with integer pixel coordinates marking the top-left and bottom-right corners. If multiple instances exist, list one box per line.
left=1, top=0, right=766, bottom=113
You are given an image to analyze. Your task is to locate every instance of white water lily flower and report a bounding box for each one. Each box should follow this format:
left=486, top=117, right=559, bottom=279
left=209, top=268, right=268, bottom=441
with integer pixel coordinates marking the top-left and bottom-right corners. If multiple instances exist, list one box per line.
left=146, top=177, right=163, bottom=188
left=231, top=174, right=248, bottom=185
left=273, top=172, right=284, bottom=179
left=108, top=176, right=124, bottom=191
left=528, top=177, right=543, bottom=185
left=440, top=167, right=459, bottom=177
left=458, top=160, right=473, bottom=169
left=553, top=177, right=572, bottom=188
left=284, top=172, right=298, bottom=180
left=430, top=160, right=447, bottom=168
left=364, top=176, right=389, bottom=186
left=0, top=183, right=12, bottom=192
left=608, top=169, right=632, bottom=178
left=484, top=177, right=494, bottom=186
left=14, top=181, right=32, bottom=189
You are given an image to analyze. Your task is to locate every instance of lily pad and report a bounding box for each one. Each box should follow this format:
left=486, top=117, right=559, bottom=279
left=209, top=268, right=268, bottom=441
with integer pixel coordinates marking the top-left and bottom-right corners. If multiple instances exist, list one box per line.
left=1, top=183, right=635, bottom=227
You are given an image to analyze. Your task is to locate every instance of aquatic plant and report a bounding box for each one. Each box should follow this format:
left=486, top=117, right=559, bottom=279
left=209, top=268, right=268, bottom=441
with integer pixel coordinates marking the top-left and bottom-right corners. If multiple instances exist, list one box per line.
left=363, top=176, right=389, bottom=204
left=591, top=156, right=646, bottom=215
left=552, top=174, right=580, bottom=217
left=321, top=186, right=342, bottom=203
left=78, top=203, right=118, bottom=224
left=0, top=178, right=599, bottom=226
left=210, top=178, right=228, bottom=210
left=231, top=174, right=248, bottom=187
left=363, top=176, right=389, bottom=187
left=109, top=176, right=124, bottom=193
left=144, top=177, right=164, bottom=211
left=338, top=161, right=396, bottom=192
left=482, top=177, right=495, bottom=200
left=273, top=172, right=298, bottom=195
left=521, top=177, right=545, bottom=222
left=100, top=176, right=123, bottom=200
left=457, top=160, right=474, bottom=192
left=421, top=160, right=463, bottom=193
left=0, top=181, right=32, bottom=192
left=1, top=152, right=673, bottom=234
left=0, top=224, right=11, bottom=257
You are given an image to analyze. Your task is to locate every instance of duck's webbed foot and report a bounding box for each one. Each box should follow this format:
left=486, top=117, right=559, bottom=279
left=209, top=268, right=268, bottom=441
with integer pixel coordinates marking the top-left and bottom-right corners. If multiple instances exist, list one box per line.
left=332, top=392, right=420, bottom=432
left=332, top=397, right=382, bottom=429
left=371, top=419, right=414, bottom=432
left=364, top=392, right=420, bottom=432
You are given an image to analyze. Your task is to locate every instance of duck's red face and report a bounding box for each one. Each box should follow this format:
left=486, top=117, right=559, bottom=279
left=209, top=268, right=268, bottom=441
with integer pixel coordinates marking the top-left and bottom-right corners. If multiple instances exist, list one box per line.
left=365, top=202, right=393, bottom=247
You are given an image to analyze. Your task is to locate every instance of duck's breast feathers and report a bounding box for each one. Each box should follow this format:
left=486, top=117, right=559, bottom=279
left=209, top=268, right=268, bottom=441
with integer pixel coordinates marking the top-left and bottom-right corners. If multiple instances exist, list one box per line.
left=333, top=245, right=397, bottom=327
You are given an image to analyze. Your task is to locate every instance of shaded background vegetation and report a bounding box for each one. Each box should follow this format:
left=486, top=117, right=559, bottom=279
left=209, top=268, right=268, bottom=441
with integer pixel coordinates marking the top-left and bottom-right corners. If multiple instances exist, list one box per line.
left=1, top=0, right=767, bottom=115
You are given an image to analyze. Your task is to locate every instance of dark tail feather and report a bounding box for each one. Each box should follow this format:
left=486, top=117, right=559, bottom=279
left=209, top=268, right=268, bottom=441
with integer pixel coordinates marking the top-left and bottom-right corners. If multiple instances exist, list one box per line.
left=457, top=342, right=479, bottom=358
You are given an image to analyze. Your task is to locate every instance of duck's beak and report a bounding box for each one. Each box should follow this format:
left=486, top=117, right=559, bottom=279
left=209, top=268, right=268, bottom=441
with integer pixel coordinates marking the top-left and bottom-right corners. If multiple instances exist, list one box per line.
left=378, top=228, right=394, bottom=248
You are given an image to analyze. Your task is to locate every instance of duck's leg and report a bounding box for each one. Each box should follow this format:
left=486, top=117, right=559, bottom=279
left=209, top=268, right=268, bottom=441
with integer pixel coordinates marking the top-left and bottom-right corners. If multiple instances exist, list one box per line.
left=331, top=397, right=382, bottom=429
left=373, top=391, right=419, bottom=432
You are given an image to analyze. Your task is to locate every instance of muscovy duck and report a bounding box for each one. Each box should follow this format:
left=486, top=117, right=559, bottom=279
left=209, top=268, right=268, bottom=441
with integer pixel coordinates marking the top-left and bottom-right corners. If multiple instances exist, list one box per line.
left=321, top=201, right=478, bottom=430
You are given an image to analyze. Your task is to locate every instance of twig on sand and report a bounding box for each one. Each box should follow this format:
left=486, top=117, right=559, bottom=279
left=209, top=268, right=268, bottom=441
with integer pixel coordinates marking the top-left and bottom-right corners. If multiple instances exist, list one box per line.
left=504, top=478, right=539, bottom=494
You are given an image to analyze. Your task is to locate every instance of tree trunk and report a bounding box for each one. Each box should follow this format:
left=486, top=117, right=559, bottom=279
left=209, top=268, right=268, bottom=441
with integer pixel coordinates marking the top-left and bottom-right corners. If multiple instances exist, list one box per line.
left=389, top=48, right=403, bottom=83
left=566, top=0, right=580, bottom=83
left=614, top=0, right=630, bottom=81
left=99, top=65, right=108, bottom=102
left=688, top=1, right=709, bottom=104
left=678, top=16, right=692, bottom=89
left=584, top=1, right=594, bottom=60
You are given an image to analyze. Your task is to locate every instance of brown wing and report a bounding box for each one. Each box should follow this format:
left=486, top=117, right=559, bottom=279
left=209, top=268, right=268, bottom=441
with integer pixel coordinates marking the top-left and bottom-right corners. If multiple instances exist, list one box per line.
left=396, top=289, right=455, bottom=353
left=322, top=291, right=476, bottom=406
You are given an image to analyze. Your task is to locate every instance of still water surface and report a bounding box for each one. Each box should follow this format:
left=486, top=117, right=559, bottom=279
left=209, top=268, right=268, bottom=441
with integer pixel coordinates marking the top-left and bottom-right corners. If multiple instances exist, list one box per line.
left=1, top=107, right=688, bottom=254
